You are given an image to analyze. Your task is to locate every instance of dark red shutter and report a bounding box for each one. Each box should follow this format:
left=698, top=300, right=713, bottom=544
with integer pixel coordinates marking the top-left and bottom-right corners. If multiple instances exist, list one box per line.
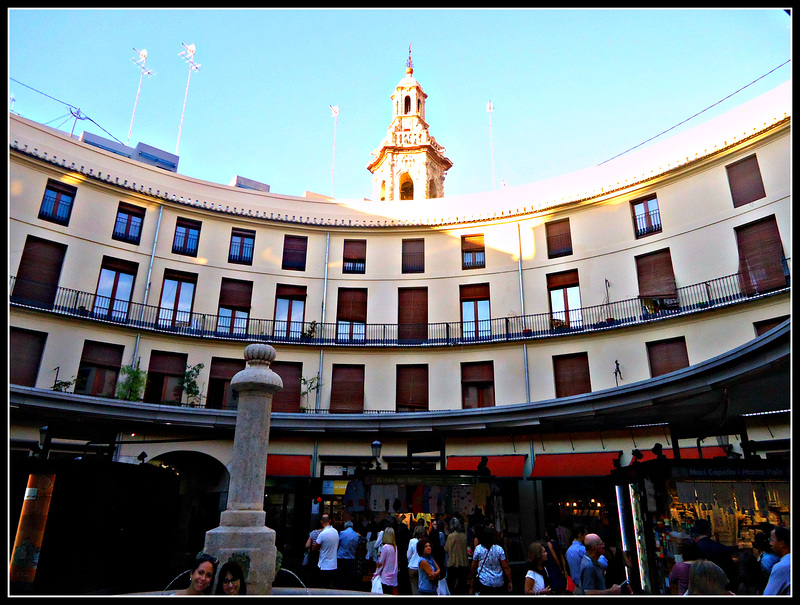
left=329, top=365, right=365, bottom=413
left=459, top=283, right=490, bottom=301
left=80, top=340, right=124, bottom=368
left=546, top=219, right=572, bottom=256
left=547, top=270, right=579, bottom=290
left=397, top=365, right=429, bottom=411
left=148, top=351, right=187, bottom=375
left=13, top=236, right=67, bottom=307
left=727, top=155, right=766, bottom=207
left=271, top=361, right=302, bottom=413
left=553, top=353, right=591, bottom=397
left=337, top=288, right=367, bottom=323
left=219, top=278, right=253, bottom=308
left=209, top=357, right=246, bottom=379
left=647, top=338, right=690, bottom=377
left=461, top=361, right=494, bottom=383
left=636, top=250, right=677, bottom=297
left=398, top=287, right=428, bottom=340
left=735, top=216, right=786, bottom=295
left=10, top=328, right=48, bottom=387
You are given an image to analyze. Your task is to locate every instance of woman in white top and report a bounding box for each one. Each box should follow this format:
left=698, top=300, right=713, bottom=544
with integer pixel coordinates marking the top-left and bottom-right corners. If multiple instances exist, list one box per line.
left=469, top=527, right=513, bottom=595
left=407, top=524, right=427, bottom=595
left=525, top=542, right=552, bottom=595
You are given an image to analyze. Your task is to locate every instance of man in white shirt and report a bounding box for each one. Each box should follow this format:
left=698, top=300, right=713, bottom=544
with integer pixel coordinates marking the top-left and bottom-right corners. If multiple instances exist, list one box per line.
left=313, top=514, right=339, bottom=589
left=764, top=526, right=790, bottom=595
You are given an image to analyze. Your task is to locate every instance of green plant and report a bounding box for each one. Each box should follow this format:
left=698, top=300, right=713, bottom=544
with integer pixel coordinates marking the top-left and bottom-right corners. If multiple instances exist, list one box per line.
left=52, top=377, right=76, bottom=392
left=116, top=364, right=148, bottom=401
left=177, top=363, right=205, bottom=406
left=299, top=375, right=321, bottom=410
left=301, top=321, right=318, bottom=339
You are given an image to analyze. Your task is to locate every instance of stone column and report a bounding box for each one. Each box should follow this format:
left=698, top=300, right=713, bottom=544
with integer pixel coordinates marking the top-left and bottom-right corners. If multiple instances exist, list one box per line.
left=203, top=343, right=283, bottom=595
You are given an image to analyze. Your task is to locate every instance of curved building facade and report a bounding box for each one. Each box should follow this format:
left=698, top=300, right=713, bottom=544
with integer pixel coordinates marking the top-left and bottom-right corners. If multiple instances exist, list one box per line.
left=9, top=77, right=790, bottom=594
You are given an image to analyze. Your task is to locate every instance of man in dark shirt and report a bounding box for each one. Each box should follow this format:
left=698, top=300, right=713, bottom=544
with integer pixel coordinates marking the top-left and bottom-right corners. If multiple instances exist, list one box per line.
left=691, top=519, right=735, bottom=587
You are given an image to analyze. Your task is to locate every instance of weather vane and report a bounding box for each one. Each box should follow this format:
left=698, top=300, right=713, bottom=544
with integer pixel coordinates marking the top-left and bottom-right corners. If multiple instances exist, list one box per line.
left=407, top=43, right=413, bottom=71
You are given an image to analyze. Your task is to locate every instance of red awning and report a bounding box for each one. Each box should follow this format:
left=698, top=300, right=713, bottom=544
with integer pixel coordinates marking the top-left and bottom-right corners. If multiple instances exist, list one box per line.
left=629, top=446, right=728, bottom=465
left=266, top=454, right=312, bottom=477
left=530, top=452, right=621, bottom=478
left=446, top=455, right=527, bottom=477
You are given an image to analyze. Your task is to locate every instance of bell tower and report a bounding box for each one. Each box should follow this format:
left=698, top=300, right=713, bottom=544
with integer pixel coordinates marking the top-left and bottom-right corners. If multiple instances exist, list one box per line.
left=367, top=48, right=452, bottom=201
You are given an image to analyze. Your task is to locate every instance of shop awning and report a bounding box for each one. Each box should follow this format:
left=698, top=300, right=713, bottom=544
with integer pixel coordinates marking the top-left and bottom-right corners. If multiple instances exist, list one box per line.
left=266, top=454, right=312, bottom=477
left=629, top=446, right=728, bottom=465
left=446, top=455, right=527, bottom=477
left=530, top=452, right=621, bottom=478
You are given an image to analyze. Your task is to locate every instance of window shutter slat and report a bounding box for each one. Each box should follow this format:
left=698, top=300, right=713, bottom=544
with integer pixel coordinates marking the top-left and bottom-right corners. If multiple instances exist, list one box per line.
left=736, top=216, right=786, bottom=294
left=459, top=283, right=490, bottom=300
left=547, top=270, right=579, bottom=290
left=81, top=340, right=124, bottom=367
left=219, top=278, right=253, bottom=308
left=636, top=250, right=677, bottom=297
left=148, top=351, right=187, bottom=375
left=647, top=339, right=690, bottom=377
left=330, top=365, right=364, bottom=413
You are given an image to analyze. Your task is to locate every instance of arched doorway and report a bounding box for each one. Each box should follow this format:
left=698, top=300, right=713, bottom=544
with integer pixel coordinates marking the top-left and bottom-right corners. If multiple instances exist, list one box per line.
left=399, top=174, right=414, bottom=200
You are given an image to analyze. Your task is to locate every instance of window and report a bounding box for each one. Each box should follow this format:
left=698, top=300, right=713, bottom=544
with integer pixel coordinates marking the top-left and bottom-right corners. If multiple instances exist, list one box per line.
left=546, top=219, right=573, bottom=258
left=205, top=357, right=246, bottom=410
left=172, top=217, right=201, bottom=256
left=282, top=235, right=308, bottom=271
left=547, top=270, right=582, bottom=329
left=400, top=174, right=414, bottom=200
left=75, top=340, right=124, bottom=397
left=274, top=284, right=307, bottom=340
left=398, top=287, right=428, bottom=342
left=337, top=288, right=367, bottom=341
left=462, top=235, right=486, bottom=269
left=646, top=337, right=690, bottom=377
left=10, top=327, right=47, bottom=387
left=397, top=365, right=429, bottom=412
left=460, top=283, right=491, bottom=340
left=727, top=154, right=766, bottom=207
left=217, top=278, right=253, bottom=335
left=754, top=315, right=789, bottom=337
left=228, top=228, right=255, bottom=265
left=271, top=361, right=303, bottom=413
left=94, top=256, right=138, bottom=322
left=112, top=202, right=145, bottom=245
left=38, top=179, right=76, bottom=226
left=631, top=196, right=662, bottom=238
left=635, top=249, right=679, bottom=313
left=402, top=238, right=425, bottom=273
left=735, top=215, right=788, bottom=295
left=461, top=362, right=495, bottom=409
left=343, top=239, right=366, bottom=274
left=11, top=235, right=67, bottom=309
left=158, top=270, right=197, bottom=328
left=553, top=353, right=591, bottom=397
left=330, top=364, right=365, bottom=413
left=143, top=350, right=187, bottom=404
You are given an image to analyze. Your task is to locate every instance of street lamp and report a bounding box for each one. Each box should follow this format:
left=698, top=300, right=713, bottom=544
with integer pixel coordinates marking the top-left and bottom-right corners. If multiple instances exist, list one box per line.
left=371, top=440, right=382, bottom=470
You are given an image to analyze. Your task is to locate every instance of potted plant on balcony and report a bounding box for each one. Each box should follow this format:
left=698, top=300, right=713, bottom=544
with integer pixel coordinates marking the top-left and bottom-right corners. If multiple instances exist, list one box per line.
left=178, top=362, right=205, bottom=407
left=116, top=362, right=148, bottom=402
left=299, top=375, right=321, bottom=412
left=301, top=320, right=318, bottom=341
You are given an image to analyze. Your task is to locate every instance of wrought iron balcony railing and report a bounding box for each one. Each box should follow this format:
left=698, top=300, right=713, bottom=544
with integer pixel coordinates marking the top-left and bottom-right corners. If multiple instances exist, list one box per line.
left=9, top=264, right=789, bottom=347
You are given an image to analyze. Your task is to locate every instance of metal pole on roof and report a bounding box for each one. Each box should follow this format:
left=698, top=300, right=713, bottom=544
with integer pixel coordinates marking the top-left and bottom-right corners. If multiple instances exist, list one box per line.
left=176, top=43, right=200, bottom=156
left=487, top=100, right=496, bottom=190
left=127, top=48, right=155, bottom=147
left=330, top=105, right=339, bottom=197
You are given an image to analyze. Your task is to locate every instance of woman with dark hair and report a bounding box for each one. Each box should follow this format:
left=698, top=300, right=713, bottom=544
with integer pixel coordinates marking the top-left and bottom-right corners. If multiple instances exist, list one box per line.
left=417, top=537, right=442, bottom=595
left=429, top=519, right=447, bottom=581
left=734, top=548, right=766, bottom=595
left=524, top=542, right=552, bottom=595
left=469, top=526, right=512, bottom=595
left=177, top=553, right=219, bottom=595
left=543, top=524, right=567, bottom=594
left=669, top=539, right=700, bottom=595
left=215, top=561, right=246, bottom=595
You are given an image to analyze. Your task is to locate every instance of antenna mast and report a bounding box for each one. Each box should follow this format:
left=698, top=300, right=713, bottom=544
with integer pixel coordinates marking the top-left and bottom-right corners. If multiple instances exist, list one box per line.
left=330, top=105, right=339, bottom=198
left=176, top=43, right=201, bottom=155
left=127, top=48, right=155, bottom=147
left=487, top=100, right=496, bottom=190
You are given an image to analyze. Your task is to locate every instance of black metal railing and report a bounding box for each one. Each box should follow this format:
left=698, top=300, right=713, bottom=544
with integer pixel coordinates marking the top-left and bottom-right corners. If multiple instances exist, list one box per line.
left=9, top=263, right=790, bottom=347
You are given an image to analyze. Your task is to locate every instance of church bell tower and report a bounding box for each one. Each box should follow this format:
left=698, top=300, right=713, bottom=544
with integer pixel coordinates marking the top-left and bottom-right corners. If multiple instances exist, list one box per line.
left=367, top=48, right=452, bottom=201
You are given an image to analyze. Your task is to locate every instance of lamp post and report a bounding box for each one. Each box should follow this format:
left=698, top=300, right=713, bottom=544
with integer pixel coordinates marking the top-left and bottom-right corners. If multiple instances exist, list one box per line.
left=371, top=440, right=382, bottom=470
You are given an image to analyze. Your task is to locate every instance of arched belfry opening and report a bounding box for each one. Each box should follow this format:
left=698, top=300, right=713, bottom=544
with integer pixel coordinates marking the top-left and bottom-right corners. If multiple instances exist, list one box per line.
left=367, top=47, right=452, bottom=201
left=400, top=174, right=414, bottom=200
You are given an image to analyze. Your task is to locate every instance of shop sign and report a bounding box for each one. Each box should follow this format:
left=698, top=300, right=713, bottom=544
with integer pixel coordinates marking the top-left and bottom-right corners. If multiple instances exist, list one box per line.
left=322, top=479, right=348, bottom=495
left=672, top=466, right=787, bottom=480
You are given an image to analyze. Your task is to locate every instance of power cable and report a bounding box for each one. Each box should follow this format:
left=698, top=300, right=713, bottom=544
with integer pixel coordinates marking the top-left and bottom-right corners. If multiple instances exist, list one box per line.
left=9, top=76, right=125, bottom=145
left=597, top=59, right=790, bottom=166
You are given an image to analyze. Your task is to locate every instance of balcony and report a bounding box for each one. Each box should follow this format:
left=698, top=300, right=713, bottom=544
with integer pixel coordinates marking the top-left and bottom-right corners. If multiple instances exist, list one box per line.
left=9, top=264, right=790, bottom=348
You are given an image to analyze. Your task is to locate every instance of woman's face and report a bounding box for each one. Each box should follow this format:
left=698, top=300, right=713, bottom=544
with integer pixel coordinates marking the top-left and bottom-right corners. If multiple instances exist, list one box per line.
left=424, top=542, right=433, bottom=556
left=221, top=573, right=241, bottom=595
left=189, top=561, right=215, bottom=594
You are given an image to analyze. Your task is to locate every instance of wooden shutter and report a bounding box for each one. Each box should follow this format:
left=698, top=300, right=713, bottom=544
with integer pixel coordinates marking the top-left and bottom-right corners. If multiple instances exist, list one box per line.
left=398, top=287, right=428, bottom=340
left=636, top=249, right=677, bottom=297
left=13, top=236, right=67, bottom=308
left=553, top=353, right=591, bottom=397
left=219, top=278, right=253, bottom=308
left=101, top=255, right=139, bottom=276
left=80, top=340, right=124, bottom=369
left=275, top=284, right=307, bottom=299
left=337, top=288, right=367, bottom=323
left=461, top=361, right=494, bottom=383
left=396, top=365, right=429, bottom=411
left=209, top=357, right=246, bottom=379
left=546, top=219, right=572, bottom=257
left=754, top=315, right=789, bottom=337
left=459, top=283, right=490, bottom=301
left=10, top=328, right=48, bottom=387
left=147, top=351, right=187, bottom=375
left=282, top=235, right=308, bottom=270
left=271, top=361, right=302, bottom=413
left=461, top=235, right=484, bottom=251
left=343, top=239, right=366, bottom=260
left=547, top=270, right=579, bottom=290
left=647, top=338, right=690, bottom=377
left=402, top=238, right=425, bottom=273
left=727, top=155, right=766, bottom=207
left=735, top=216, right=786, bottom=295
left=329, top=365, right=364, bottom=413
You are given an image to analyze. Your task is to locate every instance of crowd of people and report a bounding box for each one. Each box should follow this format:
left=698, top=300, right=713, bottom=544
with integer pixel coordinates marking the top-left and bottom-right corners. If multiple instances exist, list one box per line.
left=174, top=516, right=790, bottom=596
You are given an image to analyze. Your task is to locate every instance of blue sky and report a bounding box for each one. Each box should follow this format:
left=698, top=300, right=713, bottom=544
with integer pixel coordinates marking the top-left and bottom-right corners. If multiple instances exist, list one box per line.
left=8, top=9, right=791, bottom=201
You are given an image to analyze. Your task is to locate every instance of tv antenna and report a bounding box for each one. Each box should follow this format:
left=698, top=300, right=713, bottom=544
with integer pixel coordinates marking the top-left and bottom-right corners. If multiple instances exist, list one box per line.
left=127, top=47, right=156, bottom=147
left=176, top=43, right=201, bottom=155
